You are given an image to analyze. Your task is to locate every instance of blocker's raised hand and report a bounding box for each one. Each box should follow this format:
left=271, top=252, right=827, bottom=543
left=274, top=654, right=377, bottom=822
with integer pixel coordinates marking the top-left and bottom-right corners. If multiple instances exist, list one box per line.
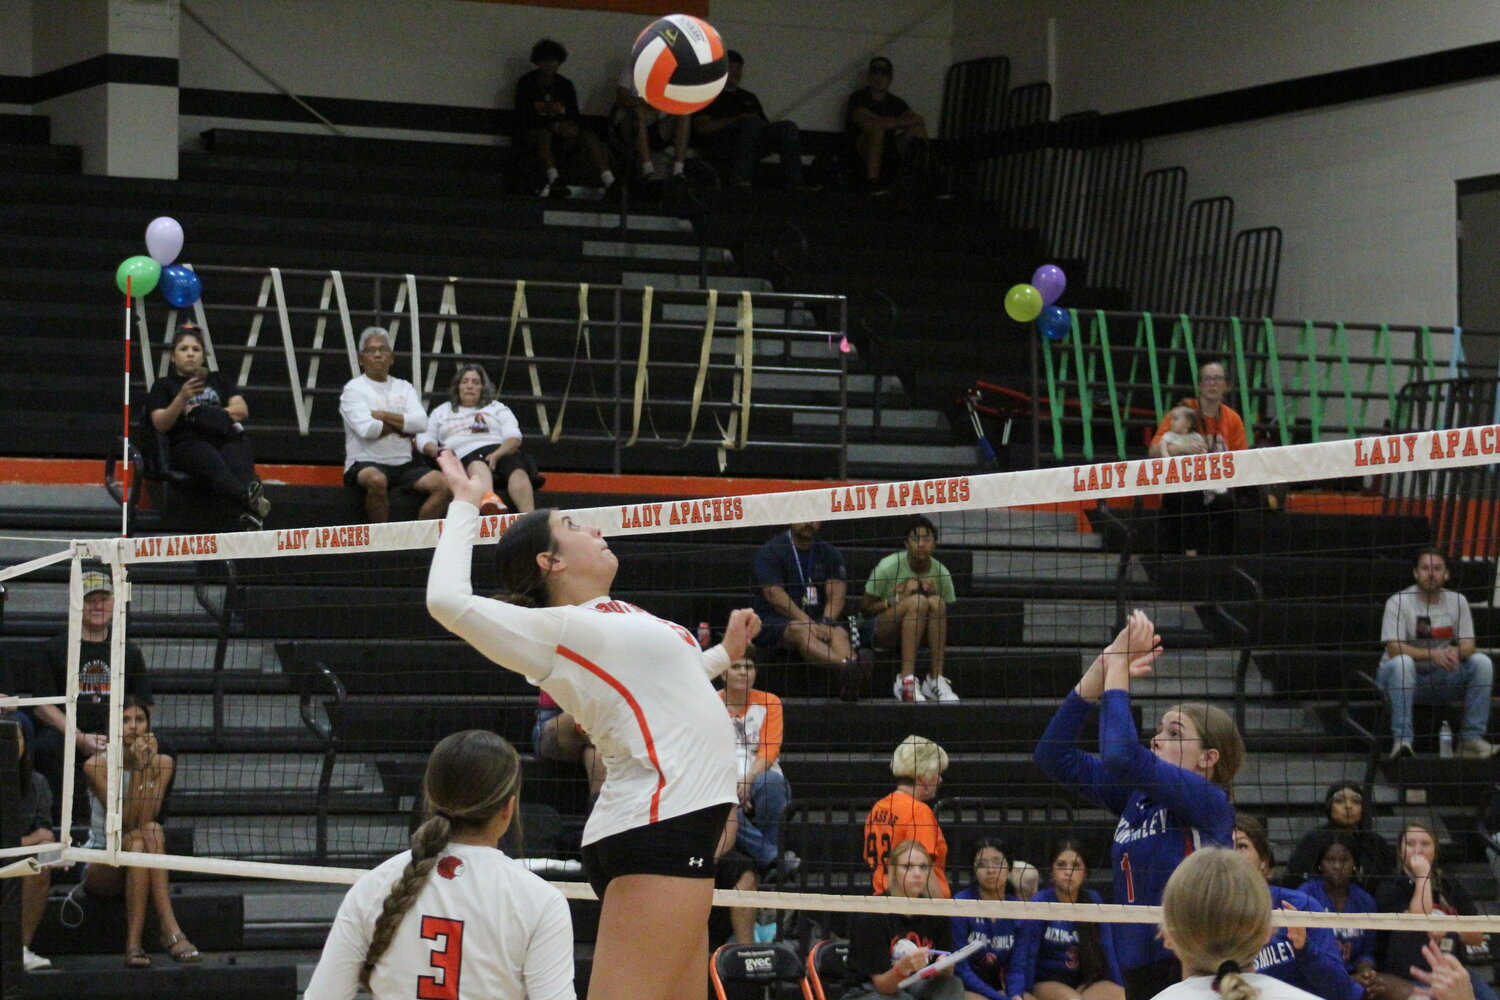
left=436, top=449, right=484, bottom=507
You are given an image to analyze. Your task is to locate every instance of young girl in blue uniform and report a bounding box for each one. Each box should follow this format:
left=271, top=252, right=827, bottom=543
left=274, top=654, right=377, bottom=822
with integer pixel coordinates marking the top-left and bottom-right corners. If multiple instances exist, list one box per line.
left=951, top=838, right=1021, bottom=1000
left=1033, top=611, right=1244, bottom=1000
left=1232, top=814, right=1355, bottom=1000
left=1292, top=834, right=1376, bottom=989
left=1008, top=840, right=1123, bottom=1000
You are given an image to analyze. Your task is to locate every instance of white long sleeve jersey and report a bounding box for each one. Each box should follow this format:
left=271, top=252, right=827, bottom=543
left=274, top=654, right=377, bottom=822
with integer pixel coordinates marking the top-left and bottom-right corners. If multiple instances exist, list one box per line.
left=304, top=843, right=575, bottom=1000
left=415, top=400, right=522, bottom=459
left=340, top=373, right=429, bottom=468
left=427, top=502, right=738, bottom=844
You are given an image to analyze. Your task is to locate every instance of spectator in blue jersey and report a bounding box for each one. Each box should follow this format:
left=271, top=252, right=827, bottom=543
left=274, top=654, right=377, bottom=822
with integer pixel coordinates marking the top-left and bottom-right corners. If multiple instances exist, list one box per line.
left=1232, top=815, right=1355, bottom=1000
left=1033, top=610, right=1244, bottom=1000
left=1368, top=821, right=1498, bottom=1000
left=1008, top=840, right=1123, bottom=1000
left=1295, top=834, right=1377, bottom=992
left=951, top=837, right=1021, bottom=1000
left=751, top=522, right=870, bottom=701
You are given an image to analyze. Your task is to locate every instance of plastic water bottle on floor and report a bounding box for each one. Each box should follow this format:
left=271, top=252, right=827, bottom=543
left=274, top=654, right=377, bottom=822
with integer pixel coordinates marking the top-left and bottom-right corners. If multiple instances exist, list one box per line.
left=1439, top=721, right=1454, bottom=759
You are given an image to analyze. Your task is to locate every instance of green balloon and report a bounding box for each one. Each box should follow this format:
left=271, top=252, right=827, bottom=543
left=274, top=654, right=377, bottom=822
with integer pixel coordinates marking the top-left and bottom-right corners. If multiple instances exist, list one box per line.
left=115, top=255, right=161, bottom=297
left=1004, top=283, right=1043, bottom=323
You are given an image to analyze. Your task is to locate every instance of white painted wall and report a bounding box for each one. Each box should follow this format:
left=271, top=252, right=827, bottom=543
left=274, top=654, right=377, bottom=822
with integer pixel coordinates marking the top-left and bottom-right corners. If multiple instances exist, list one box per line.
left=0, top=0, right=32, bottom=76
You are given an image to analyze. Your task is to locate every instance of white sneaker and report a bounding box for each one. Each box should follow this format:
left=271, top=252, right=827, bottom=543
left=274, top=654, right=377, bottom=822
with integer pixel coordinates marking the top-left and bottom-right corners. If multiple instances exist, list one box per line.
left=23, top=946, right=52, bottom=971
left=893, top=674, right=926, bottom=702
left=921, top=675, right=960, bottom=702
left=1459, top=737, right=1500, bottom=759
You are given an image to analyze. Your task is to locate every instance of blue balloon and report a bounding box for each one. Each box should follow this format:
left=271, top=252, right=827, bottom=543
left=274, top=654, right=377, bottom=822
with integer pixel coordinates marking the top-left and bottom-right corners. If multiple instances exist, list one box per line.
left=159, top=265, right=202, bottom=308
left=1037, top=305, right=1071, bottom=341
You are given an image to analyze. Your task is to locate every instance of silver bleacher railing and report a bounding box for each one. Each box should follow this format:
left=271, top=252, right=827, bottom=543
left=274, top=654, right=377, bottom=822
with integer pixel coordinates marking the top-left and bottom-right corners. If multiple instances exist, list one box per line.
left=133, top=267, right=851, bottom=477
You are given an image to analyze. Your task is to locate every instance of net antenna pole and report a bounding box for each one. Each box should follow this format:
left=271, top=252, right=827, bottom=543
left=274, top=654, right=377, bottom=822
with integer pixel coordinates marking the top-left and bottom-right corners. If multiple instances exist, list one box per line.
left=121, top=276, right=132, bottom=538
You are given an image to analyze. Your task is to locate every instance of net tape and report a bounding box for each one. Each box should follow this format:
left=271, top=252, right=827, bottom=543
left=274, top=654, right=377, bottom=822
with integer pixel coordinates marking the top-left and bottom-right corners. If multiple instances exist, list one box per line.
left=27, top=424, right=1500, bottom=930
left=97, top=425, right=1494, bottom=565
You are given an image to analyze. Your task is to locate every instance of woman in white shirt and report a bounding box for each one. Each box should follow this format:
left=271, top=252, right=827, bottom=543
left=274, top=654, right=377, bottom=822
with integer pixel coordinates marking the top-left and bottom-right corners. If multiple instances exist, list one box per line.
left=426, top=449, right=758, bottom=1000
left=418, top=364, right=543, bottom=515
left=304, top=730, right=574, bottom=1000
left=1153, top=847, right=1321, bottom=1000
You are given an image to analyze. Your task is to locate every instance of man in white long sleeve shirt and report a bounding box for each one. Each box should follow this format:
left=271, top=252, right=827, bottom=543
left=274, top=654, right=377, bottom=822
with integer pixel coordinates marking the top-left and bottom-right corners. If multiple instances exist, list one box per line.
left=340, top=327, right=450, bottom=523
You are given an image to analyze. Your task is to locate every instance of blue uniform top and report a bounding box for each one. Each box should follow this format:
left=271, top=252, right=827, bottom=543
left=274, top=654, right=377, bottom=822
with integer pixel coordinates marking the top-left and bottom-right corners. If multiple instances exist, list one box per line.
left=1252, top=885, right=1358, bottom=1000
left=1033, top=690, right=1235, bottom=972
left=1007, top=887, right=1122, bottom=998
left=1296, top=878, right=1378, bottom=975
left=950, top=886, right=1020, bottom=1000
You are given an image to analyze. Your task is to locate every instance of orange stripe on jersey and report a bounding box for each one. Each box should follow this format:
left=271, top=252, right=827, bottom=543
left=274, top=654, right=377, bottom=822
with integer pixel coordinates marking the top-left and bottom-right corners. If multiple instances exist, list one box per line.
left=557, top=644, right=667, bottom=822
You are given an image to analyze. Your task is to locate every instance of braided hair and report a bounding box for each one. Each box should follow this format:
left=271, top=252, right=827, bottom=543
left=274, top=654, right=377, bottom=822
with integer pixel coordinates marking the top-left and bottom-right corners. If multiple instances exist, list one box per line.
left=1161, top=848, right=1270, bottom=1000
left=359, top=730, right=522, bottom=991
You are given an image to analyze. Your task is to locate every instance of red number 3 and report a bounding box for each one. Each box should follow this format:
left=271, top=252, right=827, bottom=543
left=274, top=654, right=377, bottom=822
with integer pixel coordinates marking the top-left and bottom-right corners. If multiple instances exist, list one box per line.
left=418, top=915, right=464, bottom=1000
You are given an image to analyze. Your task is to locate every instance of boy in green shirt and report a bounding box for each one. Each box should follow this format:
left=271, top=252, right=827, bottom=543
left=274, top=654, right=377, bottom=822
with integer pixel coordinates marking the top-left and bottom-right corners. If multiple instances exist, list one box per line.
left=861, top=515, right=958, bottom=701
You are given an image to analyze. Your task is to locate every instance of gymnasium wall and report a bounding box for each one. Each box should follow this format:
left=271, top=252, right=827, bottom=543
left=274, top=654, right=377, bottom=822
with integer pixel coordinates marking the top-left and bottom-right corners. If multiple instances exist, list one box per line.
left=175, top=0, right=953, bottom=144
left=951, top=0, right=1500, bottom=327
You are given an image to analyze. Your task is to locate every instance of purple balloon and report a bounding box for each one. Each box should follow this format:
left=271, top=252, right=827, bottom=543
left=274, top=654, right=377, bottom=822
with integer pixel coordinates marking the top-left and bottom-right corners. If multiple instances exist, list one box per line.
left=1032, top=264, right=1067, bottom=306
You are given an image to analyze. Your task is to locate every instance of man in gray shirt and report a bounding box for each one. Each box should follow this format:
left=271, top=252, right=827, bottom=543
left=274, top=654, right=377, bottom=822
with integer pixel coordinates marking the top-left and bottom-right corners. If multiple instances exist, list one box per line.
left=1378, top=547, right=1496, bottom=759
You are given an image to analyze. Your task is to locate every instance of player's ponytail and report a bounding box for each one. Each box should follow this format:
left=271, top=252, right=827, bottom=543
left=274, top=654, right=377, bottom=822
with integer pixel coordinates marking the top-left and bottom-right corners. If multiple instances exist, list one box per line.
left=1161, top=848, right=1269, bottom=1000
left=494, top=508, right=559, bottom=607
left=360, top=731, right=522, bottom=990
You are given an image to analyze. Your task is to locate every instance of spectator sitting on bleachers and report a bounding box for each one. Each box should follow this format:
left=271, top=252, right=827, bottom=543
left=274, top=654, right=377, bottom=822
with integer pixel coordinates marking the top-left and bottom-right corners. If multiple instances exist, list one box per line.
left=845, top=56, right=927, bottom=195
left=417, top=362, right=544, bottom=516
left=340, top=327, right=449, bottom=524
left=515, top=38, right=616, bottom=199
left=82, top=695, right=200, bottom=968
left=1370, top=821, right=1498, bottom=1000
left=718, top=646, right=796, bottom=879
left=712, top=811, right=759, bottom=948
left=1231, top=815, right=1353, bottom=1000
left=6, top=709, right=55, bottom=972
left=861, top=514, right=957, bottom=703
left=847, top=839, right=960, bottom=999
left=145, top=323, right=270, bottom=531
left=1378, top=547, right=1497, bottom=761
left=1282, top=783, right=1393, bottom=890
left=531, top=690, right=604, bottom=800
left=864, top=736, right=949, bottom=898
left=1146, top=361, right=1247, bottom=554
left=28, top=570, right=152, bottom=828
left=1008, top=839, right=1124, bottom=1000
left=950, top=837, right=1019, bottom=1000
left=752, top=521, right=870, bottom=701
left=692, top=50, right=802, bottom=189
left=609, top=66, right=688, bottom=190
left=1294, top=834, right=1377, bottom=995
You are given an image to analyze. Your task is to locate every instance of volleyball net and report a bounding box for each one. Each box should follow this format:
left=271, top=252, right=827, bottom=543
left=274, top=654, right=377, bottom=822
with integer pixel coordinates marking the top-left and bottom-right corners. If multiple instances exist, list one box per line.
left=4, top=424, right=1500, bottom=937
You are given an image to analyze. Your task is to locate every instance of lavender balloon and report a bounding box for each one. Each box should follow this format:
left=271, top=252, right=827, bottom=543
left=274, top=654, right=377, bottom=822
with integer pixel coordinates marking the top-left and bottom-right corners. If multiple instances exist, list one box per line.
left=145, top=216, right=184, bottom=266
left=1031, top=264, right=1067, bottom=306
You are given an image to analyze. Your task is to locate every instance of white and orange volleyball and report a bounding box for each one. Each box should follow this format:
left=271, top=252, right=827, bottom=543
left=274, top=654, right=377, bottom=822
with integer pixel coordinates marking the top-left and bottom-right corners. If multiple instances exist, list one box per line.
left=631, top=14, right=727, bottom=115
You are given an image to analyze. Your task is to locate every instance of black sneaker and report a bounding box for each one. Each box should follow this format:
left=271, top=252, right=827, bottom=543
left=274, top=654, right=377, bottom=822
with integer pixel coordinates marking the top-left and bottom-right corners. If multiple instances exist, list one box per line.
left=238, top=511, right=264, bottom=532
left=244, top=480, right=271, bottom=518
left=838, top=659, right=863, bottom=702
left=547, top=183, right=572, bottom=200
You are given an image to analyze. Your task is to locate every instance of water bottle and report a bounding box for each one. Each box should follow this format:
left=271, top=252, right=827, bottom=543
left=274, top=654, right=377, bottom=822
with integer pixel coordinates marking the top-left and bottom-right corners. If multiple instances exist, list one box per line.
left=1439, top=721, right=1454, bottom=759
left=697, top=622, right=711, bottom=648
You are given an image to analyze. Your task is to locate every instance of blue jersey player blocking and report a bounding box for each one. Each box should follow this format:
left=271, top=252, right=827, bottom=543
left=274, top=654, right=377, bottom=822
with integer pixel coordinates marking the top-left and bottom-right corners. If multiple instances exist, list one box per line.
left=1033, top=611, right=1244, bottom=1000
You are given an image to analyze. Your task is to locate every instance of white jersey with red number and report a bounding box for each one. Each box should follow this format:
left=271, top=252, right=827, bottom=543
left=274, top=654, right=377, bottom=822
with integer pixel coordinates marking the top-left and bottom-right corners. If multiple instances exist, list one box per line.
left=303, top=842, right=574, bottom=1000
left=427, top=502, right=738, bottom=844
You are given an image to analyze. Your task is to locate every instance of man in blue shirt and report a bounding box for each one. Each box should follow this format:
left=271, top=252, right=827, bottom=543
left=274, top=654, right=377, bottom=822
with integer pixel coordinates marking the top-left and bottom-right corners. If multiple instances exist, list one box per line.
left=751, top=522, right=869, bottom=700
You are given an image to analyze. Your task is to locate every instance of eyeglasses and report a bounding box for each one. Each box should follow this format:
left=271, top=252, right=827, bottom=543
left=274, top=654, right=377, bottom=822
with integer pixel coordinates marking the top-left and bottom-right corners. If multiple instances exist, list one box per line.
left=1199, top=374, right=1226, bottom=383
left=361, top=346, right=393, bottom=355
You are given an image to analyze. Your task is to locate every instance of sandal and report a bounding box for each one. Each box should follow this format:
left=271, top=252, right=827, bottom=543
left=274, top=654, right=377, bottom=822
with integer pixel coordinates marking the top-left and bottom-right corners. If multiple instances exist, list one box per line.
left=160, top=932, right=201, bottom=964
left=125, top=946, right=151, bottom=969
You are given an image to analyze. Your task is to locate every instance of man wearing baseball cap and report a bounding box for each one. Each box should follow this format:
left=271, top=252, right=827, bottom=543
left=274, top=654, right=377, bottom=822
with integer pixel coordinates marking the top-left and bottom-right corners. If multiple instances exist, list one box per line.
left=845, top=55, right=928, bottom=194
left=28, top=569, right=153, bottom=827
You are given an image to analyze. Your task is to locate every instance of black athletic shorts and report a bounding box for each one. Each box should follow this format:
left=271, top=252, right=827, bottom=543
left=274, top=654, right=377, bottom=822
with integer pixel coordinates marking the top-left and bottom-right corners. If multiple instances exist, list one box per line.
left=343, top=458, right=431, bottom=490
left=581, top=802, right=733, bottom=901
left=456, top=445, right=546, bottom=495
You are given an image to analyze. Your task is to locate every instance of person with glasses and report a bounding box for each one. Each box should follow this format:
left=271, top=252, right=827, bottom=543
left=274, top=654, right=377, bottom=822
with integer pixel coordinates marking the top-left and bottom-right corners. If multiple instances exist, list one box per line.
left=340, top=327, right=450, bottom=523
left=951, top=838, right=1021, bottom=1000
left=846, top=840, right=961, bottom=1000
left=1147, top=361, right=1248, bottom=554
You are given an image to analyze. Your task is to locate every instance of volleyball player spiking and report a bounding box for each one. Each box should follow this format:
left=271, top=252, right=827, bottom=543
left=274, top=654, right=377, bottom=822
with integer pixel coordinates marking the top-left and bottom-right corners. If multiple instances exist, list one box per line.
left=426, top=450, right=756, bottom=1000
left=304, top=730, right=574, bottom=1000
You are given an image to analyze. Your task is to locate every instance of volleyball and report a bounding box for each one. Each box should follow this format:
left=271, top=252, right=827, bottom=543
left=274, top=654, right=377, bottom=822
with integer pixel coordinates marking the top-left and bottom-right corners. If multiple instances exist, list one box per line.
left=631, top=14, right=727, bottom=115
